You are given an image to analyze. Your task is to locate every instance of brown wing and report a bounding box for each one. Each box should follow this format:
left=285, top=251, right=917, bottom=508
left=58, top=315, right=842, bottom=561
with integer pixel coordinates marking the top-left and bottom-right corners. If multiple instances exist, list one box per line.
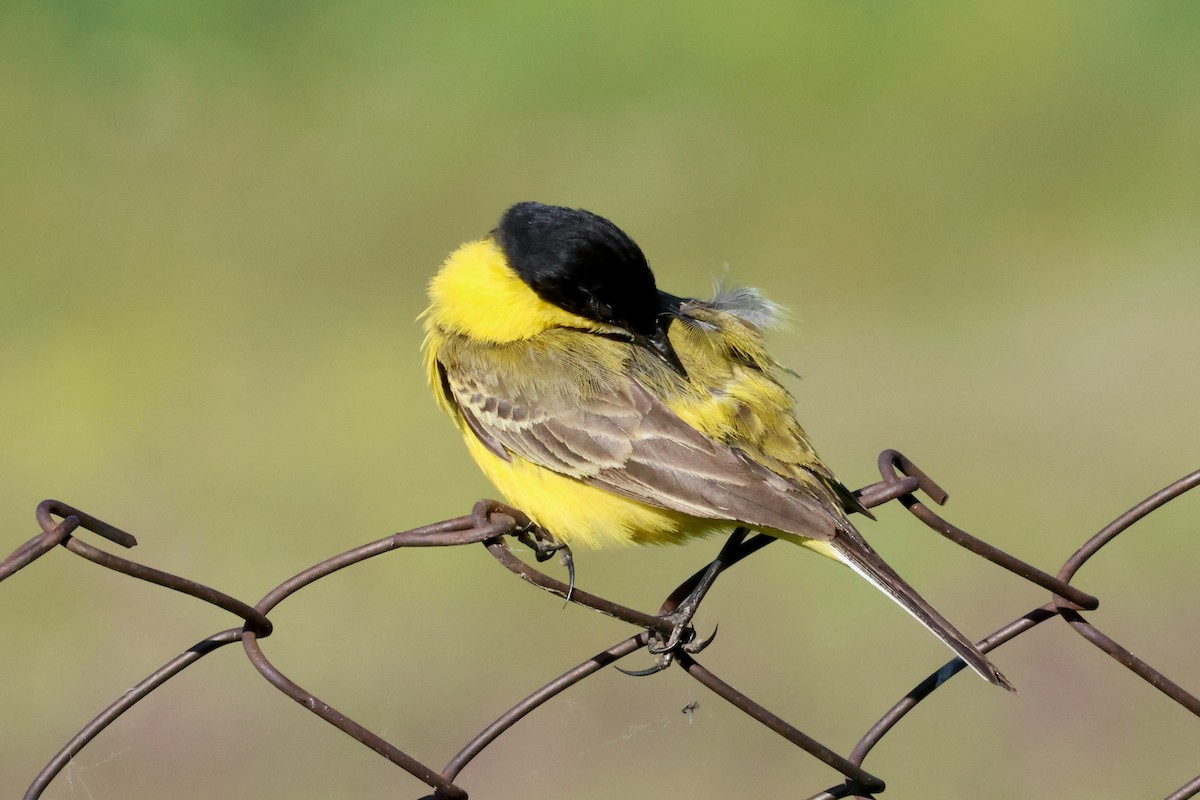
left=437, top=335, right=845, bottom=541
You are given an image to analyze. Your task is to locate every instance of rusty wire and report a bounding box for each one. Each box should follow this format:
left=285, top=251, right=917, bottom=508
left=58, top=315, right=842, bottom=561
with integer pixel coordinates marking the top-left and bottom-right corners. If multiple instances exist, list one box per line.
left=2, top=449, right=1198, bottom=799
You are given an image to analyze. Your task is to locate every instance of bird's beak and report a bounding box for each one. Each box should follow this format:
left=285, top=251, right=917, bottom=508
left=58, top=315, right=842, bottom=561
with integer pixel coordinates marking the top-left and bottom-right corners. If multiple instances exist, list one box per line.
left=635, top=323, right=688, bottom=378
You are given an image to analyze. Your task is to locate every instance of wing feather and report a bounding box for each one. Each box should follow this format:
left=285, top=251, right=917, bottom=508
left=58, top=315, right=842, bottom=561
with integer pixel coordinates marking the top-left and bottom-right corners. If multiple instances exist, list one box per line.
left=440, top=336, right=844, bottom=541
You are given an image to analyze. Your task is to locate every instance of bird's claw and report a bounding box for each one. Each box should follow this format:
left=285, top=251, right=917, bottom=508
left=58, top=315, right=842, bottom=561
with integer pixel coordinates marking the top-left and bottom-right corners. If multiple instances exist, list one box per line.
left=647, top=620, right=696, bottom=655
left=646, top=619, right=718, bottom=656
left=616, top=659, right=671, bottom=677
left=473, top=499, right=576, bottom=602
left=513, top=530, right=574, bottom=603
left=518, top=529, right=568, bottom=563
left=685, top=623, right=719, bottom=654
left=619, top=620, right=719, bottom=676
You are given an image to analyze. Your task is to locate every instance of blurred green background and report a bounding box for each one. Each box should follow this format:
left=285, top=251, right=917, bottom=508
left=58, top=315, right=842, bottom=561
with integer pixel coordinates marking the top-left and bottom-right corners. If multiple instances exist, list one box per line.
left=3, top=2, right=1198, bottom=798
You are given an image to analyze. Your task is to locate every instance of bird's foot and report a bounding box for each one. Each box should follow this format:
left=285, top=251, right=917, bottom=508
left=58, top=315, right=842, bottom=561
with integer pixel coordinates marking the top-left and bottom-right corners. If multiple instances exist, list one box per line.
left=648, top=610, right=719, bottom=656
left=516, top=526, right=575, bottom=602
left=473, top=500, right=576, bottom=602
left=619, top=614, right=719, bottom=676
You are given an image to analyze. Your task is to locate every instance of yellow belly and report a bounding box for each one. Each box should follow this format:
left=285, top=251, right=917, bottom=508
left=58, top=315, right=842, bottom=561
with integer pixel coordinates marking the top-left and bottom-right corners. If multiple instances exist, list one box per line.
left=462, top=429, right=726, bottom=548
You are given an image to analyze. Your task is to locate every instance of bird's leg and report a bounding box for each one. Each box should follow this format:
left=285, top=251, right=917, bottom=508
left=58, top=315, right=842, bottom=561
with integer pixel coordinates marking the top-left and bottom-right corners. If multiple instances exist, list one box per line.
left=473, top=499, right=575, bottom=600
left=645, top=528, right=749, bottom=662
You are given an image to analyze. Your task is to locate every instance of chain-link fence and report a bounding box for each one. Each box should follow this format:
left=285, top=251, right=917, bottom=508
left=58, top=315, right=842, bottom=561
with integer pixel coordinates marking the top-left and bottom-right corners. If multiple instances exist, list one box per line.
left=3, top=449, right=1197, bottom=799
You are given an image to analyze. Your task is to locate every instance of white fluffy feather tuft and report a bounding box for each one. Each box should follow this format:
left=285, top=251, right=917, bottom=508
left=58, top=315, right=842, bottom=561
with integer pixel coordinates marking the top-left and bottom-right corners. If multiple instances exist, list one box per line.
left=708, top=279, right=789, bottom=330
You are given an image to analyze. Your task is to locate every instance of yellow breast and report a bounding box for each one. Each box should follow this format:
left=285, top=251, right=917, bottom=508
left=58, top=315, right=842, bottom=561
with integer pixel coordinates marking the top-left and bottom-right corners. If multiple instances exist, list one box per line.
left=459, top=419, right=726, bottom=548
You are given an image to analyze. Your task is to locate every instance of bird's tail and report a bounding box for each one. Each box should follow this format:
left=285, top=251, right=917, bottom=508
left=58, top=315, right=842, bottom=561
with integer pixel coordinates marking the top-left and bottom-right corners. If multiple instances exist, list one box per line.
left=808, top=530, right=1015, bottom=692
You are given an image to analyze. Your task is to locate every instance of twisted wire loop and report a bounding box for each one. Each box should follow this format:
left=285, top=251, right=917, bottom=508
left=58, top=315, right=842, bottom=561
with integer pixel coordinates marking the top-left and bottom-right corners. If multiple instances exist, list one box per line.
left=804, top=457, right=1200, bottom=800
left=1, top=452, right=1197, bottom=799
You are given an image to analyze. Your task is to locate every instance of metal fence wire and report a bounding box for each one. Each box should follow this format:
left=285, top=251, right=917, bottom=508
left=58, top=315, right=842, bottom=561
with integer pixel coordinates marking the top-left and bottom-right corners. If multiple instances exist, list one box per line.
left=3, top=449, right=1198, bottom=799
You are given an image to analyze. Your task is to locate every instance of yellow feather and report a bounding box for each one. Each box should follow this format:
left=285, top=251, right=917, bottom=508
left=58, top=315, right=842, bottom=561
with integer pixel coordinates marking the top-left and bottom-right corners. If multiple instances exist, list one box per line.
left=426, top=238, right=597, bottom=343
left=461, top=430, right=725, bottom=548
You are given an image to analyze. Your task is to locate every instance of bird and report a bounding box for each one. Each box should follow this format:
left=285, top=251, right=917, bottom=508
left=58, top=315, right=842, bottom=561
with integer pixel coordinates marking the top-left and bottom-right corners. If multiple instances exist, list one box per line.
left=421, top=200, right=1013, bottom=691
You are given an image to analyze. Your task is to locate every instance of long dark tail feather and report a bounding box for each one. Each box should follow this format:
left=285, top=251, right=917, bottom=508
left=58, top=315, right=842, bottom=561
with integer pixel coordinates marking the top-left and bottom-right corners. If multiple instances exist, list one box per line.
left=826, top=531, right=1016, bottom=692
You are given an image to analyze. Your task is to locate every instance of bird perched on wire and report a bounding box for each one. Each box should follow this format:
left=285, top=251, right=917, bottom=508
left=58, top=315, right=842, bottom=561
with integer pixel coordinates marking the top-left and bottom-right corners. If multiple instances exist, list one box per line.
left=421, top=201, right=1013, bottom=691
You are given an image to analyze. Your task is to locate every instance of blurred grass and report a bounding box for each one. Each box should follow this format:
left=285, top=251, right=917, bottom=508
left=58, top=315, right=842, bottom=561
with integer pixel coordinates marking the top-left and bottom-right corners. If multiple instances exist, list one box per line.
left=2, top=2, right=1198, bottom=798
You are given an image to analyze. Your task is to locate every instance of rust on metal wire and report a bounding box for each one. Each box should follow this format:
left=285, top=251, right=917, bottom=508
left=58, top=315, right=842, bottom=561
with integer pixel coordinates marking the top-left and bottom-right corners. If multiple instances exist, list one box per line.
left=1, top=451, right=1198, bottom=799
